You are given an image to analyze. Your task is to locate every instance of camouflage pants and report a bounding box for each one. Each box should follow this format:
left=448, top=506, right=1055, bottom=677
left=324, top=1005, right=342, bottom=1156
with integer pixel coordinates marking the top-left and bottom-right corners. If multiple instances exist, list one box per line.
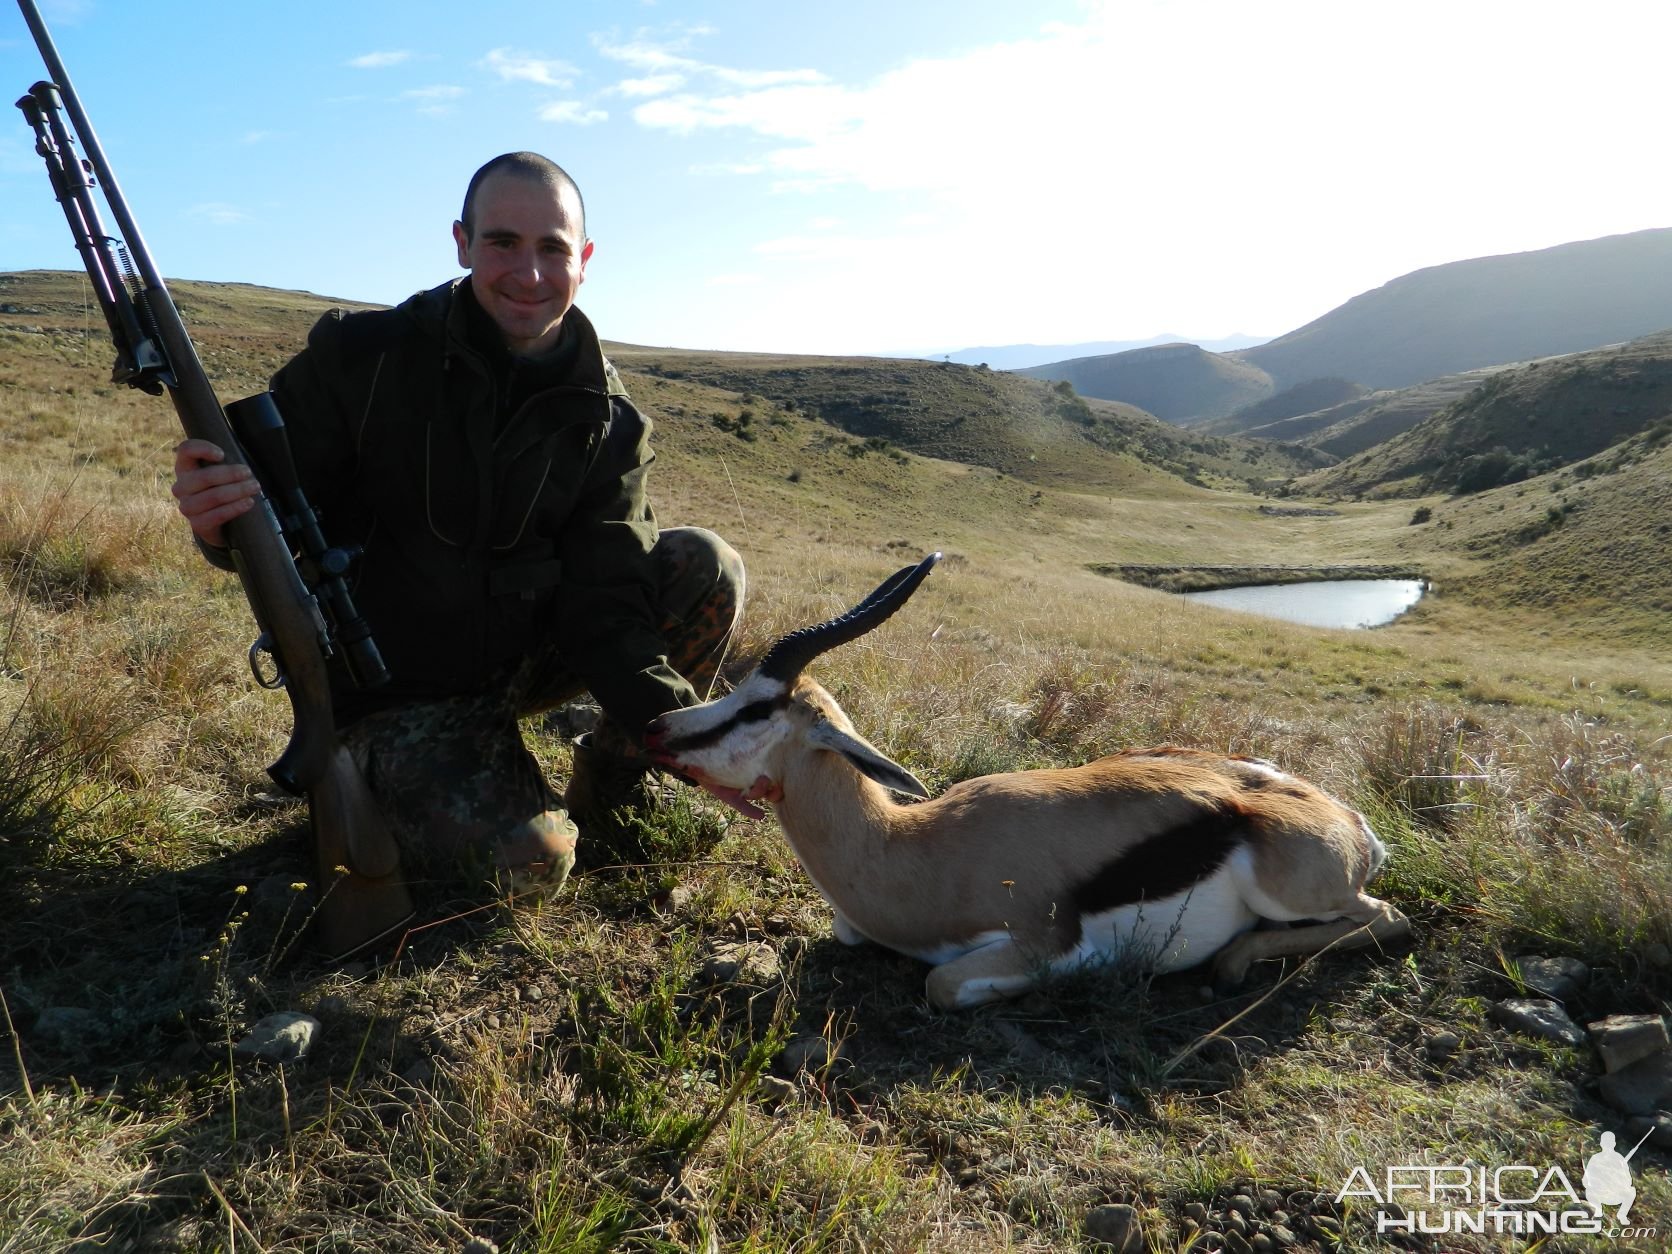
left=340, top=527, right=744, bottom=899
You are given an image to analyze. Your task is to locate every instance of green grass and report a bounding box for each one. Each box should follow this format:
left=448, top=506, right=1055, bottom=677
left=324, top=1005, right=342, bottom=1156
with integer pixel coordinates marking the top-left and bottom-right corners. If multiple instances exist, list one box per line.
left=1, top=270, right=1669, bottom=1252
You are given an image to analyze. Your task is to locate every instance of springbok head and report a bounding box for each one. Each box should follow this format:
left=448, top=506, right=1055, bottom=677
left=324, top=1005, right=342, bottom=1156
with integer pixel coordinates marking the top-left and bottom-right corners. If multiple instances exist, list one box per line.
left=644, top=553, right=942, bottom=816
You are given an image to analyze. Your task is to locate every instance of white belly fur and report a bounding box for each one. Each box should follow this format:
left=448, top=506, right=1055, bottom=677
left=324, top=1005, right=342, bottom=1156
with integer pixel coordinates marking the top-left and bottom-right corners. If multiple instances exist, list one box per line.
left=1057, top=863, right=1257, bottom=975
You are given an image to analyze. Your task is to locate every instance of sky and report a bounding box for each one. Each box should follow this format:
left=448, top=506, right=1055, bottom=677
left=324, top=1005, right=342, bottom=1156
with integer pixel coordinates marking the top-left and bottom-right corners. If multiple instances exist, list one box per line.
left=4, top=0, right=1671, bottom=357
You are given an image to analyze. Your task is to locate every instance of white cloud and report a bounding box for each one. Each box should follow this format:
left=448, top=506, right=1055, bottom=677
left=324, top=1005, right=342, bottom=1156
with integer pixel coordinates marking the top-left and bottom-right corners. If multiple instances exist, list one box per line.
left=479, top=49, right=580, bottom=88
left=539, top=101, right=609, bottom=126
left=613, top=73, right=686, bottom=98
left=348, top=50, right=412, bottom=69
left=618, top=1, right=1672, bottom=342
left=188, top=202, right=251, bottom=225
left=596, top=30, right=824, bottom=95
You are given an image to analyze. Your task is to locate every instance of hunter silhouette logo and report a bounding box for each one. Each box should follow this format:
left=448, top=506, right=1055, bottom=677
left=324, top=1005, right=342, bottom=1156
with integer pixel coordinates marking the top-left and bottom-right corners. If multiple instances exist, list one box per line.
left=1584, top=1129, right=1652, bottom=1225
left=1336, top=1128, right=1659, bottom=1240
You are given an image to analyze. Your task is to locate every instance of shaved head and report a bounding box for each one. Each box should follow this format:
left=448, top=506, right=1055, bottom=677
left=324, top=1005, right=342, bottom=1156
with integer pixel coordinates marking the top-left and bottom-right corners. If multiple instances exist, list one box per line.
left=459, top=151, right=585, bottom=242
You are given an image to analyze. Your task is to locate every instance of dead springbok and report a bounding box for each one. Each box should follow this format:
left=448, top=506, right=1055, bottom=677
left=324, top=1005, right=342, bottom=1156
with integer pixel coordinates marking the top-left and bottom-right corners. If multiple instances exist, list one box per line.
left=644, top=554, right=1411, bottom=1009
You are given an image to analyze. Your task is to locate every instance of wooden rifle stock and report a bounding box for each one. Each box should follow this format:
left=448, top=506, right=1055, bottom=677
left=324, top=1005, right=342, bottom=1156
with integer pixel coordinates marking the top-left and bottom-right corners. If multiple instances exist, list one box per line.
left=15, top=0, right=412, bottom=958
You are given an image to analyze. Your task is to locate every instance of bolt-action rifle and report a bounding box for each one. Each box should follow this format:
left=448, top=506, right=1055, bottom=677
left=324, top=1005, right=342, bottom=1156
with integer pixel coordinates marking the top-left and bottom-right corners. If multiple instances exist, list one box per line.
left=14, top=0, right=412, bottom=958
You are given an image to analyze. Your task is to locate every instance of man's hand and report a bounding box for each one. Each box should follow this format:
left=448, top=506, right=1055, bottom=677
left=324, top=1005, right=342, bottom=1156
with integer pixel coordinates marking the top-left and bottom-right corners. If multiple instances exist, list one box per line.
left=171, top=439, right=261, bottom=547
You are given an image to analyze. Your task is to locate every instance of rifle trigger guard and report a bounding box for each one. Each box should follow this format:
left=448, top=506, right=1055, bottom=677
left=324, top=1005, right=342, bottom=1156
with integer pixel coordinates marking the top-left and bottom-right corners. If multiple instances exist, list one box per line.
left=249, top=633, right=286, bottom=690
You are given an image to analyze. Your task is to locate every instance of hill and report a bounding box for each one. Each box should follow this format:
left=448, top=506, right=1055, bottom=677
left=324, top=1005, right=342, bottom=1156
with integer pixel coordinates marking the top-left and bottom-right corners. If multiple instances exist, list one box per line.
left=1014, top=341, right=1276, bottom=422
left=1235, top=227, right=1672, bottom=391
left=1198, top=377, right=1367, bottom=437
left=1299, top=329, right=1672, bottom=497
left=1224, top=368, right=1503, bottom=458
left=607, top=343, right=1322, bottom=492
left=923, top=332, right=1268, bottom=371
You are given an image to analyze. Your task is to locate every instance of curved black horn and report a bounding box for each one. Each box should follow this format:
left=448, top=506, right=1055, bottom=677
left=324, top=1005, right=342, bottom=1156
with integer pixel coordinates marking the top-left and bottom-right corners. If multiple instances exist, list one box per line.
left=758, top=552, right=942, bottom=682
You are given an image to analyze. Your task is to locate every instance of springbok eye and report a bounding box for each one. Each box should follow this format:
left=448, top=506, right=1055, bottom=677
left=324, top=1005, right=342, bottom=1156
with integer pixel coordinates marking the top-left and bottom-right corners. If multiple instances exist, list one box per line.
left=736, top=700, right=777, bottom=723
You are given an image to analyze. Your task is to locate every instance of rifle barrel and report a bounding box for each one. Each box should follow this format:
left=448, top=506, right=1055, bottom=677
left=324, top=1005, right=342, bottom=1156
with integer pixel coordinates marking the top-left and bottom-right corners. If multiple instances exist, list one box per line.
left=16, top=0, right=166, bottom=296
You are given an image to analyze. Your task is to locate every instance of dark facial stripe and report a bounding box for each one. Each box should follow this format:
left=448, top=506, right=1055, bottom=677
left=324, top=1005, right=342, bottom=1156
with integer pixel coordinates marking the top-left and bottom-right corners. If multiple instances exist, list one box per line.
left=1071, top=804, right=1246, bottom=917
left=663, top=693, right=791, bottom=752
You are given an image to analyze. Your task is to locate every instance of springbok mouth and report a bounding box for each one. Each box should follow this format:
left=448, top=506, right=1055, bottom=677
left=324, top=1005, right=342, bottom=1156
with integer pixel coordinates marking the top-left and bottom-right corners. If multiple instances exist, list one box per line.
left=652, top=758, right=767, bottom=821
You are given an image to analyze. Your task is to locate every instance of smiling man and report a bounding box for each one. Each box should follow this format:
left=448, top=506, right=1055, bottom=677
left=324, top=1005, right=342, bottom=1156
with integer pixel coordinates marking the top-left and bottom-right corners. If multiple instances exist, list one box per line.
left=171, top=151, right=744, bottom=913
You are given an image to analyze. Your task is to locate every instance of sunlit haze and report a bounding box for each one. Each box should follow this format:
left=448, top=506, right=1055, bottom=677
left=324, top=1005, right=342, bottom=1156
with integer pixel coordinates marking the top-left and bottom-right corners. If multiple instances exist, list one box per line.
left=4, top=0, right=1669, bottom=355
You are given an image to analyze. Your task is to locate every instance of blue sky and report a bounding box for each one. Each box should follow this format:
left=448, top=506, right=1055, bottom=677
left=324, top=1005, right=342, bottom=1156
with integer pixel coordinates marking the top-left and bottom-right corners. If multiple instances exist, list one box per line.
left=5, top=0, right=1672, bottom=355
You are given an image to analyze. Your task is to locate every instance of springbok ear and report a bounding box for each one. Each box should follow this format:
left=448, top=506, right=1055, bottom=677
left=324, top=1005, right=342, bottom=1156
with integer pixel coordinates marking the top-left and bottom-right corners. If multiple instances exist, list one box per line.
left=807, top=721, right=930, bottom=798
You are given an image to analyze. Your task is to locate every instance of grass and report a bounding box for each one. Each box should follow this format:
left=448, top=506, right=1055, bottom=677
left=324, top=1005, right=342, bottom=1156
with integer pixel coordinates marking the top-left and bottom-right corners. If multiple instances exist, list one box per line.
left=1, top=271, right=1670, bottom=1251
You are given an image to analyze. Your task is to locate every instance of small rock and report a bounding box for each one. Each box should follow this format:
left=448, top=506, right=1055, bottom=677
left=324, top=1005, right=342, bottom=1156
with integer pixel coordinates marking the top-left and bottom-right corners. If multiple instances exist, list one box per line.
left=1587, top=1014, right=1670, bottom=1074
left=31, top=1007, right=100, bottom=1050
left=699, top=941, right=782, bottom=987
left=524, top=985, right=544, bottom=1002
left=1184, top=1201, right=1209, bottom=1225
left=1228, top=1193, right=1257, bottom=1219
left=1426, top=1030, right=1462, bottom=1059
left=459, top=1240, right=500, bottom=1254
left=400, top=1056, right=434, bottom=1085
left=314, top=994, right=351, bottom=1019
left=756, top=1075, right=797, bottom=1105
left=1082, top=1203, right=1144, bottom=1252
left=1489, top=998, right=1585, bottom=1046
left=1250, top=1235, right=1273, bottom=1253
left=234, top=1012, right=320, bottom=1064
left=485, top=1014, right=501, bottom=1030
left=1225, top=1212, right=1249, bottom=1235
left=1644, top=942, right=1671, bottom=970
left=1515, top=955, right=1589, bottom=1001
left=1623, top=1113, right=1672, bottom=1151
left=1267, top=1225, right=1297, bottom=1249
left=1224, top=1230, right=1253, bottom=1254
left=1599, top=1051, right=1672, bottom=1116
left=776, top=1034, right=845, bottom=1078
left=655, top=885, right=694, bottom=915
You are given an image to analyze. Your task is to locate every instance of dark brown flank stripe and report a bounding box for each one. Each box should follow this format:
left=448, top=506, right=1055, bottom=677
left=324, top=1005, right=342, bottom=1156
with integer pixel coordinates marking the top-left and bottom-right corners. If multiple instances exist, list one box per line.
left=663, top=693, right=792, bottom=752
left=1070, top=803, right=1246, bottom=918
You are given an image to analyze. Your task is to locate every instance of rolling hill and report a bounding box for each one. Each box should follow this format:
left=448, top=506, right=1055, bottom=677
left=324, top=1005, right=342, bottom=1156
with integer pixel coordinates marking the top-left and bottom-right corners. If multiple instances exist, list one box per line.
left=1299, top=328, right=1672, bottom=498
left=1014, top=341, right=1275, bottom=422
left=1235, top=227, right=1672, bottom=391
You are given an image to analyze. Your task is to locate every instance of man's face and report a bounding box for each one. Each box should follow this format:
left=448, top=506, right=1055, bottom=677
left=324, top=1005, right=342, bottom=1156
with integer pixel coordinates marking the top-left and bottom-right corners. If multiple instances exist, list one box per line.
left=453, top=172, right=593, bottom=355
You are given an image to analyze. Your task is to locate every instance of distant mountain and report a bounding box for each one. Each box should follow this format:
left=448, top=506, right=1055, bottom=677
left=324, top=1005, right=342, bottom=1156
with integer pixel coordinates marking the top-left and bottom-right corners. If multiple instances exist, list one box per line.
left=1015, top=342, right=1275, bottom=423
left=1299, top=328, right=1672, bottom=497
left=1235, top=228, right=1672, bottom=391
left=917, top=333, right=1269, bottom=371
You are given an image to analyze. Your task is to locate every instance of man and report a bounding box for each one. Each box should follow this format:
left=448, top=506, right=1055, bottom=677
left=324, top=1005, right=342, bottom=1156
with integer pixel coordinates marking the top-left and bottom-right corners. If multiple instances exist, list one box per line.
left=172, top=151, right=744, bottom=903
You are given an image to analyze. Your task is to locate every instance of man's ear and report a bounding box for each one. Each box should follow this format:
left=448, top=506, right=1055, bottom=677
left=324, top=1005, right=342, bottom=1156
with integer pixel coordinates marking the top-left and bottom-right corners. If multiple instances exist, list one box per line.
left=806, top=721, right=929, bottom=798
left=452, top=220, right=470, bottom=269
left=579, top=238, right=594, bottom=283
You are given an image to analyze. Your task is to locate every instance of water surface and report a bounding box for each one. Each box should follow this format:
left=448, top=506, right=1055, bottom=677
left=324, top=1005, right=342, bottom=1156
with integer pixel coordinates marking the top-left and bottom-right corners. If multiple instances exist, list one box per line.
left=1181, top=579, right=1425, bottom=629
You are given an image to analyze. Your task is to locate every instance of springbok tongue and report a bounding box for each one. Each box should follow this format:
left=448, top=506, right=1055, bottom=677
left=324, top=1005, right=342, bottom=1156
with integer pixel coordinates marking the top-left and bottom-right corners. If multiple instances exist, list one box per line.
left=704, top=783, right=765, bottom=820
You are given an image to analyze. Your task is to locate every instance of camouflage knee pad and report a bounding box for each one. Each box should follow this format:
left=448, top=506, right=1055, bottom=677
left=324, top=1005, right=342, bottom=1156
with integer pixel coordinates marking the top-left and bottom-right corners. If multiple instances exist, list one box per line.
left=342, top=699, right=577, bottom=900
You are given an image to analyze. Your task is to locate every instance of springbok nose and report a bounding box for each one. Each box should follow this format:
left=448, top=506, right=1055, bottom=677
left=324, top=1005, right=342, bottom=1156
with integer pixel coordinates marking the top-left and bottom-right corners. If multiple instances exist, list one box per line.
left=643, top=719, right=668, bottom=749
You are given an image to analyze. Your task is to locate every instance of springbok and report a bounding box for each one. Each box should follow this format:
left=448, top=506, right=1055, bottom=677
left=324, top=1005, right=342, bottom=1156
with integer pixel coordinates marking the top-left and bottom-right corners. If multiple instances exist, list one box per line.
left=644, top=554, right=1411, bottom=1009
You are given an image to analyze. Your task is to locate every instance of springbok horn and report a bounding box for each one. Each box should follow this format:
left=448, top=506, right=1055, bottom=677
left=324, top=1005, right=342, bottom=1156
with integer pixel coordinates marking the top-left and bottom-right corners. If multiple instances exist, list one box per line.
left=758, top=552, right=942, bottom=682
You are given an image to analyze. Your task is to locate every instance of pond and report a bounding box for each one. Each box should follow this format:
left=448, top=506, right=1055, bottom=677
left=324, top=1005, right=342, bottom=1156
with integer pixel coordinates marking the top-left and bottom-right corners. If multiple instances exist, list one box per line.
left=1180, top=579, right=1426, bottom=630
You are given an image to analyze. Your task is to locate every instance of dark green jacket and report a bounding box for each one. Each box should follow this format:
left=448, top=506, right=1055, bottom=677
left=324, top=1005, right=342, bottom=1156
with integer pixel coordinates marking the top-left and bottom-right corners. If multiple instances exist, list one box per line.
left=264, top=279, right=696, bottom=732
